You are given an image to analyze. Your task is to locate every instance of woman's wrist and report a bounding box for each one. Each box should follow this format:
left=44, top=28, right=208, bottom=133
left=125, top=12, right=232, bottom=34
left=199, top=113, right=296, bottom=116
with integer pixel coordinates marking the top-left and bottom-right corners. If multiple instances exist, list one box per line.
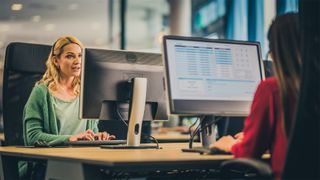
left=68, top=135, right=77, bottom=142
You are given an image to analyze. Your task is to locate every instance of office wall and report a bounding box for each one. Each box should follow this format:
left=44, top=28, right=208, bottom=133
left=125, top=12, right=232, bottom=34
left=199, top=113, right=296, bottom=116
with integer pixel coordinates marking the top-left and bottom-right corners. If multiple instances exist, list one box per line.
left=0, top=0, right=287, bottom=130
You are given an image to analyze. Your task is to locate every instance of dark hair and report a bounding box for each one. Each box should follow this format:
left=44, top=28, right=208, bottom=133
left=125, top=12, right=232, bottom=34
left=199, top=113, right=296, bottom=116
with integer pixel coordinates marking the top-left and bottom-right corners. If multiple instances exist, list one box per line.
left=268, top=13, right=300, bottom=136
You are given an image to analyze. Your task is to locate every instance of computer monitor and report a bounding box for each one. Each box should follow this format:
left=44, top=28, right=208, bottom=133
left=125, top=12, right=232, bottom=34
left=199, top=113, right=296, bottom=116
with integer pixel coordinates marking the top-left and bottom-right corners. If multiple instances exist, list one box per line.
left=80, top=48, right=168, bottom=148
left=162, top=35, right=265, bottom=148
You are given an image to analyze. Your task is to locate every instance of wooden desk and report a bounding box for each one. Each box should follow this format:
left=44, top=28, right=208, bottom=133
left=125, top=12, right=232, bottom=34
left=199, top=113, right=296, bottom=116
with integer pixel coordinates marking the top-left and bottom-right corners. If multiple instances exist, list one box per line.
left=152, top=132, right=191, bottom=142
left=0, top=143, right=232, bottom=180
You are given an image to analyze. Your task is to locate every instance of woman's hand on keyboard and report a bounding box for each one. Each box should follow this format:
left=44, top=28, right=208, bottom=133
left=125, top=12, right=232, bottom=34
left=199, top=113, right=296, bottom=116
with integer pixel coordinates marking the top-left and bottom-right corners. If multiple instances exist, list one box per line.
left=209, top=135, right=237, bottom=152
left=94, top=132, right=116, bottom=140
left=69, top=130, right=95, bottom=141
left=234, top=132, right=244, bottom=142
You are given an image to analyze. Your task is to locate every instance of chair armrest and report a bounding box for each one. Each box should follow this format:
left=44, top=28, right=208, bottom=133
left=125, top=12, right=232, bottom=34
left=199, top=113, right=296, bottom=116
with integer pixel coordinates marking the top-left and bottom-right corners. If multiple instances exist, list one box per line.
left=220, top=158, right=273, bottom=179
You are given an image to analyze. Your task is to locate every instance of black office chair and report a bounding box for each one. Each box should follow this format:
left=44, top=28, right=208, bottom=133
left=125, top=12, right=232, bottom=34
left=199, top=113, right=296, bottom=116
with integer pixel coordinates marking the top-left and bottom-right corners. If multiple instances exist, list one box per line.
left=220, top=158, right=272, bottom=179
left=3, top=42, right=50, bottom=146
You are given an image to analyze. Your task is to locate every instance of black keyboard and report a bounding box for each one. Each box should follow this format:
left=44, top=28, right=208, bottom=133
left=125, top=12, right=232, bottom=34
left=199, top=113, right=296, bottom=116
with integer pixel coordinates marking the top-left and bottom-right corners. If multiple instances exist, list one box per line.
left=181, top=147, right=231, bottom=155
left=64, top=140, right=127, bottom=146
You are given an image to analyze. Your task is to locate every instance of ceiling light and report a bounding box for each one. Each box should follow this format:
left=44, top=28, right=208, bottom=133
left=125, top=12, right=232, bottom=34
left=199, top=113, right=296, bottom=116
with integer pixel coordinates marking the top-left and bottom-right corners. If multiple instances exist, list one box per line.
left=11, top=3, right=23, bottom=11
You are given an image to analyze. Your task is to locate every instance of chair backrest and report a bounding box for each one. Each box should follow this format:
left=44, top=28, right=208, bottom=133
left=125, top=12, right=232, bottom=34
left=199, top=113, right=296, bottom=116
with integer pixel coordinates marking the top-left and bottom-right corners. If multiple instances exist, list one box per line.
left=3, top=42, right=51, bottom=146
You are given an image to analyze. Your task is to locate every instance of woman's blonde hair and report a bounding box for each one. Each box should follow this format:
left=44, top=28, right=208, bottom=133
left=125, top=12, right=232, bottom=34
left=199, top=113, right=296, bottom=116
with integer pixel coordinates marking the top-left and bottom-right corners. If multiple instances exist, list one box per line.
left=36, top=36, right=84, bottom=96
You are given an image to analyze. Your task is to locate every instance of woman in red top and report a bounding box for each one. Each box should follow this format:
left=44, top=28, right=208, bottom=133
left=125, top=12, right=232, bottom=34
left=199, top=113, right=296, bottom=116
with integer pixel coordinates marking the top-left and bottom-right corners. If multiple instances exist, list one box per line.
left=210, top=13, right=301, bottom=179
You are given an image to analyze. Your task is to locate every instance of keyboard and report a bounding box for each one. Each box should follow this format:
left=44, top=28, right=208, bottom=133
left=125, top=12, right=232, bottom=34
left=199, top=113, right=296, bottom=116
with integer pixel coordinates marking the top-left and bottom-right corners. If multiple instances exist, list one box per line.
left=181, top=147, right=231, bottom=155
left=64, top=140, right=127, bottom=146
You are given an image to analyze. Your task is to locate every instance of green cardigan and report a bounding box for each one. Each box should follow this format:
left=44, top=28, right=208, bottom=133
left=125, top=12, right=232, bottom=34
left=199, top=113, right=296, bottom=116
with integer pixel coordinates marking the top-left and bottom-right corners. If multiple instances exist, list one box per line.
left=21, top=83, right=99, bottom=178
left=23, top=83, right=99, bottom=146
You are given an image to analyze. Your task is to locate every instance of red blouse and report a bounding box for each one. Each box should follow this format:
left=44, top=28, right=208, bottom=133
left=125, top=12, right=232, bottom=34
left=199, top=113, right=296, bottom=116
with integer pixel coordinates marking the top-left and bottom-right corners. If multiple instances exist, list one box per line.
left=231, top=77, right=295, bottom=179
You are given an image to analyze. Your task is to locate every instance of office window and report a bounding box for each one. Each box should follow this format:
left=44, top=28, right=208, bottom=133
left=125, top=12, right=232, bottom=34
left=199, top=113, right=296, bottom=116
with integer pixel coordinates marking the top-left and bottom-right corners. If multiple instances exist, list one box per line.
left=192, top=0, right=227, bottom=38
left=277, top=0, right=299, bottom=15
left=126, top=0, right=169, bottom=51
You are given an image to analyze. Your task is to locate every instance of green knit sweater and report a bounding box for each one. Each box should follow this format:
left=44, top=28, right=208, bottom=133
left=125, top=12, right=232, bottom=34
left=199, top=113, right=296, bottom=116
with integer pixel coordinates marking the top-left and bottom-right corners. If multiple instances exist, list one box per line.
left=21, top=83, right=99, bottom=177
left=23, top=83, right=98, bottom=146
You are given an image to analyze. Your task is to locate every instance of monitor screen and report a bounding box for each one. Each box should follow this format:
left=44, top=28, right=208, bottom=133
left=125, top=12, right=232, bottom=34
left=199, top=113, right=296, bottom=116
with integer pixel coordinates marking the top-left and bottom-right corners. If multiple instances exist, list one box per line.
left=162, top=36, right=265, bottom=116
left=80, top=48, right=168, bottom=121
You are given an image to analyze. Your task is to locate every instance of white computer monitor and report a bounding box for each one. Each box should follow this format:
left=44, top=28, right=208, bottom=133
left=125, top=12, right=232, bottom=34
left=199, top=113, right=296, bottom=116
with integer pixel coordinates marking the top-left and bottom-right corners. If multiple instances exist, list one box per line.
left=162, top=36, right=265, bottom=117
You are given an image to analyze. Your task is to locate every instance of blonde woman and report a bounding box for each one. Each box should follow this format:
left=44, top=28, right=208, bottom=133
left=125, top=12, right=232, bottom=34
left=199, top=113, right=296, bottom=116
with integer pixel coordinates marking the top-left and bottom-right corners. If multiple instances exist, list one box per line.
left=23, top=36, right=114, bottom=147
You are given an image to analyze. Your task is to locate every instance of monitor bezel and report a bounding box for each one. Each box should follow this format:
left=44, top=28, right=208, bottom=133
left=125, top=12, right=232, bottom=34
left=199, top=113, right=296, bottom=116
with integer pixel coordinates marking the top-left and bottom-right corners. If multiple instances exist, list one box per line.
left=79, top=48, right=167, bottom=120
left=162, top=35, right=265, bottom=116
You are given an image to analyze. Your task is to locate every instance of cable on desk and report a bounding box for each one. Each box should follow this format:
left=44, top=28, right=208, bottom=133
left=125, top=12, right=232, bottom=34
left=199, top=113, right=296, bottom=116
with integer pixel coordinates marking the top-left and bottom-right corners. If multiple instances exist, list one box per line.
left=188, top=116, right=224, bottom=149
left=117, top=108, right=160, bottom=149
left=189, top=117, right=200, bottom=137
left=142, top=134, right=160, bottom=149
left=198, top=116, right=223, bottom=134
left=189, top=116, right=203, bottom=149
left=197, top=116, right=223, bottom=140
left=116, top=108, right=128, bottom=126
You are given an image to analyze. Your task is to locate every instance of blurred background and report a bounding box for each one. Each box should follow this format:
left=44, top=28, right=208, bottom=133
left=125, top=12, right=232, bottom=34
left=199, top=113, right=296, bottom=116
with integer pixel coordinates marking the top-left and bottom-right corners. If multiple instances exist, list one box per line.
left=0, top=0, right=298, bottom=130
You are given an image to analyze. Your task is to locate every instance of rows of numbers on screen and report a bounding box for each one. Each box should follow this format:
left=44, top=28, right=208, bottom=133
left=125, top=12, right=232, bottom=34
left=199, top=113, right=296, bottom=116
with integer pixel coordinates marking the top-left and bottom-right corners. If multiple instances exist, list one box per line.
left=174, top=44, right=255, bottom=80
left=172, top=42, right=259, bottom=100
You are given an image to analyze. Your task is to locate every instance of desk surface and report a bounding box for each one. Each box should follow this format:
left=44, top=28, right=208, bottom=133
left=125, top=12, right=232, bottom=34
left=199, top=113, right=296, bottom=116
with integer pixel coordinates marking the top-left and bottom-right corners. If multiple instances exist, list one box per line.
left=0, top=143, right=232, bottom=168
left=0, top=143, right=270, bottom=180
left=152, top=132, right=190, bottom=142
